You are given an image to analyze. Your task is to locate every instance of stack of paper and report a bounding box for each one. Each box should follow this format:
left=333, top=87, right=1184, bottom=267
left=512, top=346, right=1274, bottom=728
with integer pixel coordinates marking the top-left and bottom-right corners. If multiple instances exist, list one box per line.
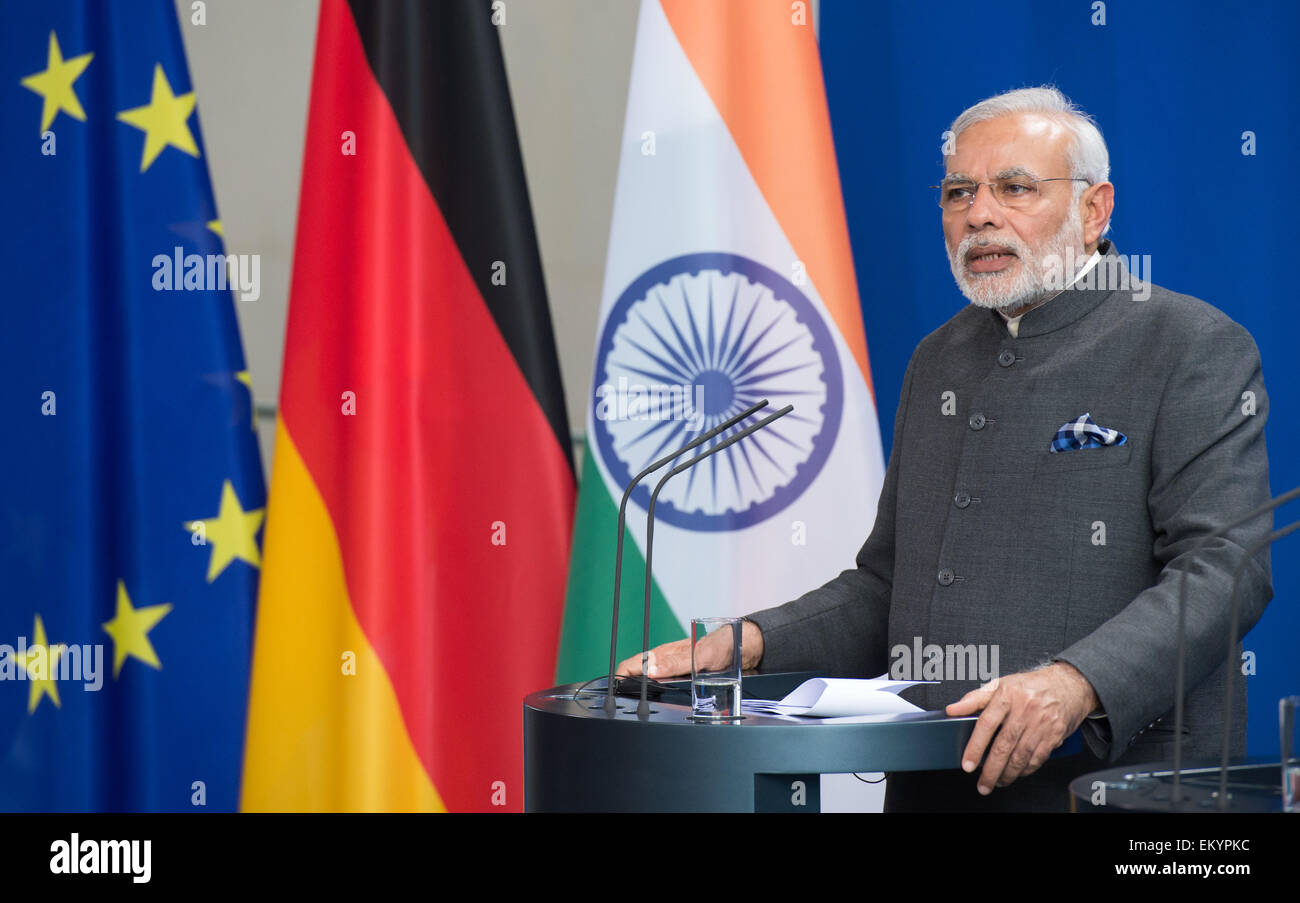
left=742, top=677, right=933, bottom=717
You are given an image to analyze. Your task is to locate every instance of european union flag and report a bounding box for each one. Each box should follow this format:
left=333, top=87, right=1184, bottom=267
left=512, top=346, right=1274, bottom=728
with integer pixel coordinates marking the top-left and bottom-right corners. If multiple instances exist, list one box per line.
left=0, top=1, right=264, bottom=811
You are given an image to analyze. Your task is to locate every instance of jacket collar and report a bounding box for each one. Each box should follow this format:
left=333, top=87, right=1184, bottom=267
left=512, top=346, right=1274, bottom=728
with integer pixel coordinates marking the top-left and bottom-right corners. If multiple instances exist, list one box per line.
left=994, top=239, right=1121, bottom=339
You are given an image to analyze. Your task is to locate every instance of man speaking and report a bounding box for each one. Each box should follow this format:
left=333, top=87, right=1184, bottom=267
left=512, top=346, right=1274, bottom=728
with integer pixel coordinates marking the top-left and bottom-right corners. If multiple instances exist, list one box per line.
left=618, top=86, right=1273, bottom=812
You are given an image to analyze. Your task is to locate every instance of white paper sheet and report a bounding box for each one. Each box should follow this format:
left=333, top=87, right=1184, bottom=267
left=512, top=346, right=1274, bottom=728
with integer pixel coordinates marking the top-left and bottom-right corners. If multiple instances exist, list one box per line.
left=742, top=676, right=935, bottom=717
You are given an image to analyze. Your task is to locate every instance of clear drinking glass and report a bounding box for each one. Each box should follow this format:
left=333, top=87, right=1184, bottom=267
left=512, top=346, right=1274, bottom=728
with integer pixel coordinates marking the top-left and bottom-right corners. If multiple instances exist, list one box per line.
left=1283, top=696, right=1299, bottom=812
left=690, top=617, right=743, bottom=722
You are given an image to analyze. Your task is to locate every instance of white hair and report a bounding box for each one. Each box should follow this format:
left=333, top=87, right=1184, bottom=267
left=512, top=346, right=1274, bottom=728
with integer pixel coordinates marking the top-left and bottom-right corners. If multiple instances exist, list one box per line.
left=950, top=86, right=1110, bottom=185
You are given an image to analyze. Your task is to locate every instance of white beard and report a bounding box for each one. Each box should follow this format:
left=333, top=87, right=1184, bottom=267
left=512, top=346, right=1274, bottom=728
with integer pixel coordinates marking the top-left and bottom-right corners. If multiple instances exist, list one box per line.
left=948, top=206, right=1085, bottom=312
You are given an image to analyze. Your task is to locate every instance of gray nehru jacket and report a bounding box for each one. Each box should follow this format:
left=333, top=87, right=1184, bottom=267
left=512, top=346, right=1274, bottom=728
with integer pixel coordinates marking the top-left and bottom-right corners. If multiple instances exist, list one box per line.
left=747, top=240, right=1273, bottom=767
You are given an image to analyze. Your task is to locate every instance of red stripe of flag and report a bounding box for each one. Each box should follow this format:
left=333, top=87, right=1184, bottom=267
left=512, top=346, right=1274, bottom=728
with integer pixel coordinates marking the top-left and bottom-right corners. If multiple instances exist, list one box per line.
left=277, top=0, right=574, bottom=811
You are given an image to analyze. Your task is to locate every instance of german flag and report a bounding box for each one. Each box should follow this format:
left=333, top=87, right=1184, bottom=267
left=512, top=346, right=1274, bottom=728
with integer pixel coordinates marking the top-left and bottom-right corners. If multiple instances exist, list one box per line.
left=241, top=0, right=574, bottom=812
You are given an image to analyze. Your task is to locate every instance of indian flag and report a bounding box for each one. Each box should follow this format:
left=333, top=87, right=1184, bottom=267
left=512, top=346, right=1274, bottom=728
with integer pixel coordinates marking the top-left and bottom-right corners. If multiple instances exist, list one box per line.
left=556, top=0, right=883, bottom=681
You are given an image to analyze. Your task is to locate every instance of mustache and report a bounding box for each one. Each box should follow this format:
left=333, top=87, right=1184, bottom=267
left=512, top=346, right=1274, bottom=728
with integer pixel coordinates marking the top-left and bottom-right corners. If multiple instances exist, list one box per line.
left=954, top=234, right=1029, bottom=264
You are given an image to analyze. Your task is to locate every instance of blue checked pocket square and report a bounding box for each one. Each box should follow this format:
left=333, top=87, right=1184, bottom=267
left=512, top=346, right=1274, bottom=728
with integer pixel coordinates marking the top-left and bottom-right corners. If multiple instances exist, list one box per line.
left=1049, top=412, right=1128, bottom=453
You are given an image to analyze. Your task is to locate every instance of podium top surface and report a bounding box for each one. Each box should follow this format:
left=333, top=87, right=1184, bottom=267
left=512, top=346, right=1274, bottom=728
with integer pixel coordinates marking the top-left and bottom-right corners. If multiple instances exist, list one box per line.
left=524, top=673, right=978, bottom=778
left=524, top=673, right=974, bottom=810
left=525, top=681, right=958, bottom=728
left=1068, top=757, right=1285, bottom=812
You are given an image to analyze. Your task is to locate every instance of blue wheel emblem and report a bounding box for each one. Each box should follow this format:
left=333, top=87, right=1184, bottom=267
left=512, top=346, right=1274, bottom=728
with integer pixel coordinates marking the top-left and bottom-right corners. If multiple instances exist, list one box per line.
left=592, top=252, right=843, bottom=531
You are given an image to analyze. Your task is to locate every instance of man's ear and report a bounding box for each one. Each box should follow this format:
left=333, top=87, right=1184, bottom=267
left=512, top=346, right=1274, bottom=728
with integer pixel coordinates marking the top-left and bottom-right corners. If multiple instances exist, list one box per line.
left=1080, top=181, right=1115, bottom=248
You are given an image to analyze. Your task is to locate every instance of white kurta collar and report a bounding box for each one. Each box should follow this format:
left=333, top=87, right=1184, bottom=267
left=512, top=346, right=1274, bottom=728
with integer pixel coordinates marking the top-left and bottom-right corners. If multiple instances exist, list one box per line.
left=1000, top=249, right=1103, bottom=338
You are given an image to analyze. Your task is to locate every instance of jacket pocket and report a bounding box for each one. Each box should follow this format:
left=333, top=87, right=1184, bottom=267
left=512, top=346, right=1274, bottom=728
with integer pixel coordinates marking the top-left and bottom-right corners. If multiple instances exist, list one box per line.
left=1035, top=442, right=1133, bottom=475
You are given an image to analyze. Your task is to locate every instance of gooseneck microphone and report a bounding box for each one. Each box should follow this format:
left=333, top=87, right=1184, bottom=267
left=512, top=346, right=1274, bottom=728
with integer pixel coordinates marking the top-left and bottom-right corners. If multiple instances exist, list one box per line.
left=637, top=404, right=794, bottom=718
left=1171, top=483, right=1300, bottom=806
left=1211, top=503, right=1300, bottom=808
left=602, top=400, right=770, bottom=715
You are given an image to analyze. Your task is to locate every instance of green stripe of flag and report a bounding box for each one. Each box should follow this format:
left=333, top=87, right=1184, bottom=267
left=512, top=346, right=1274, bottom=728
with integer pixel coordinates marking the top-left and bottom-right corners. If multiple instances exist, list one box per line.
left=555, top=442, right=686, bottom=684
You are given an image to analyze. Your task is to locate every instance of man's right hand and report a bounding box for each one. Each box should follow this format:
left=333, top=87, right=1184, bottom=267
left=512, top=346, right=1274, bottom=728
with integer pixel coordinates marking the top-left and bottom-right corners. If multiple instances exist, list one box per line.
left=614, top=620, right=765, bottom=679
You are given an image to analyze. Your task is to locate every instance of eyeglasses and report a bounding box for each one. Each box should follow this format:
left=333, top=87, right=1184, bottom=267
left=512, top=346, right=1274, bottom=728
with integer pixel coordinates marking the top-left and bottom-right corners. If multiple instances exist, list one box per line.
left=931, top=177, right=1090, bottom=212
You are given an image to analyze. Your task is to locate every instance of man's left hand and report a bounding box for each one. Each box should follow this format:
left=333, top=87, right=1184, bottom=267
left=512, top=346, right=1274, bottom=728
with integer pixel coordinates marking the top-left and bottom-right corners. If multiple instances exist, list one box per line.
left=945, top=662, right=1099, bottom=795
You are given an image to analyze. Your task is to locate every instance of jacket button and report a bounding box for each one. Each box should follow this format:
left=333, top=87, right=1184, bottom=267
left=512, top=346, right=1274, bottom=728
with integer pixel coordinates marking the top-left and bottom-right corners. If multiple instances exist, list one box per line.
left=969, top=413, right=986, bottom=430
left=954, top=491, right=971, bottom=508
left=997, top=350, right=1015, bottom=367
left=937, top=568, right=955, bottom=586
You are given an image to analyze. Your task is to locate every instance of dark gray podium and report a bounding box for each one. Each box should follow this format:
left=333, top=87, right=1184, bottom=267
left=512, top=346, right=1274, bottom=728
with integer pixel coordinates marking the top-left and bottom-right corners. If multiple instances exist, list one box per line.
left=523, top=672, right=977, bottom=812
left=1068, top=757, right=1286, bottom=812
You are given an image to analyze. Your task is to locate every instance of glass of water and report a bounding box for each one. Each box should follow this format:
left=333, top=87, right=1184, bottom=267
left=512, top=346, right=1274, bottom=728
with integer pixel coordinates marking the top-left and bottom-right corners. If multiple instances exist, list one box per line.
left=1283, top=696, right=1299, bottom=812
left=690, top=617, right=743, bottom=722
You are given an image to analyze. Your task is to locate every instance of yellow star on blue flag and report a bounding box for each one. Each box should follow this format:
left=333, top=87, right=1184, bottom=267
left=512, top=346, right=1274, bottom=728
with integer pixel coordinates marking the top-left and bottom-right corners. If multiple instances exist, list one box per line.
left=102, top=581, right=173, bottom=678
left=19, top=30, right=93, bottom=134
left=116, top=62, right=198, bottom=172
left=17, top=615, right=65, bottom=713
